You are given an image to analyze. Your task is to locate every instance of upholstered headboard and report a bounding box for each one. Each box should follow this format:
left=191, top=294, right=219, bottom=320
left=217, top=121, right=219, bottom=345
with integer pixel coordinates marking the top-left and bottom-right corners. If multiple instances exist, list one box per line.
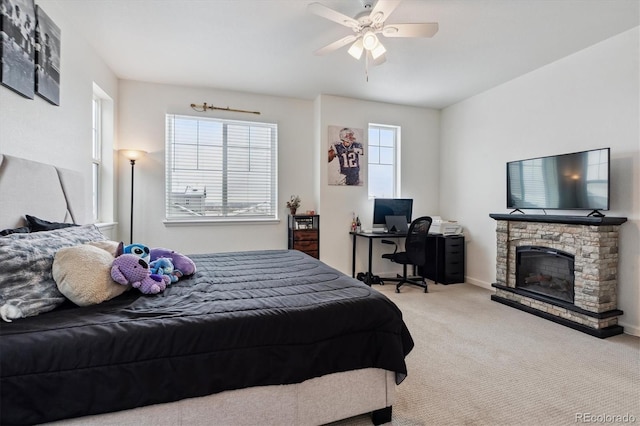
left=0, top=155, right=87, bottom=230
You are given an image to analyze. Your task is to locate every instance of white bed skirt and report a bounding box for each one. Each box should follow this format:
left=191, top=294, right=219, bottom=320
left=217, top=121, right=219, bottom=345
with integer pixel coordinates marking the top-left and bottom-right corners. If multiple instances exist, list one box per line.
left=46, top=368, right=395, bottom=425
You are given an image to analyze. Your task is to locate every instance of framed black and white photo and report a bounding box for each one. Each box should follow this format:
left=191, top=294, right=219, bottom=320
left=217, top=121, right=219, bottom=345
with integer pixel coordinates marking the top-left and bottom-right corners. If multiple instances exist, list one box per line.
left=0, top=0, right=36, bottom=99
left=35, top=5, right=60, bottom=105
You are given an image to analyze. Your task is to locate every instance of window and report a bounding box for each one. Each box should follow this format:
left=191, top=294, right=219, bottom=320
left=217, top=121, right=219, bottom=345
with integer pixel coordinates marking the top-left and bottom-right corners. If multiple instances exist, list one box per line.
left=368, top=124, right=400, bottom=198
left=91, top=95, right=102, bottom=222
left=165, top=114, right=278, bottom=222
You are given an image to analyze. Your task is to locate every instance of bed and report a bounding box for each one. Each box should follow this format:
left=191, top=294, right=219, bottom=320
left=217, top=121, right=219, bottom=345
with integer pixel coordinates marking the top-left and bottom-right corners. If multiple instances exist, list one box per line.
left=0, top=154, right=414, bottom=425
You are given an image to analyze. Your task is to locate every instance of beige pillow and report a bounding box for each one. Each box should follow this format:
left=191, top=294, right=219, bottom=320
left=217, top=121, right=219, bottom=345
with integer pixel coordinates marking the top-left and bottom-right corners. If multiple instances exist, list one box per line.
left=53, top=244, right=127, bottom=306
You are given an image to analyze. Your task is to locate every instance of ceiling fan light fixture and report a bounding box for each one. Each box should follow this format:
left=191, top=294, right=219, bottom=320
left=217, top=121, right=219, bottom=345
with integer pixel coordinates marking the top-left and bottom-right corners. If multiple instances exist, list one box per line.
left=371, top=41, right=386, bottom=60
left=362, top=30, right=378, bottom=51
left=348, top=38, right=364, bottom=60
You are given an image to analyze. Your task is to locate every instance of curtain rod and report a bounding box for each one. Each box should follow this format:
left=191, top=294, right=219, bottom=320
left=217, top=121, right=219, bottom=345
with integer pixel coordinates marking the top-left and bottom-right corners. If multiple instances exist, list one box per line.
left=190, top=102, right=261, bottom=115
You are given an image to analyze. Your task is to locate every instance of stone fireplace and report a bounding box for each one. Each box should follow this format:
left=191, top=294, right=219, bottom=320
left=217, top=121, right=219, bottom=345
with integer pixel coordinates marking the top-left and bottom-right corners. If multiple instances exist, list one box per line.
left=489, top=214, right=627, bottom=338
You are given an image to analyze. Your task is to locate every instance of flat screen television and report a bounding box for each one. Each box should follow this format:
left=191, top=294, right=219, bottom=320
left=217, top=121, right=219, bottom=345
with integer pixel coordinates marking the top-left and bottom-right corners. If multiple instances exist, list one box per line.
left=372, top=198, right=413, bottom=229
left=506, top=148, right=610, bottom=214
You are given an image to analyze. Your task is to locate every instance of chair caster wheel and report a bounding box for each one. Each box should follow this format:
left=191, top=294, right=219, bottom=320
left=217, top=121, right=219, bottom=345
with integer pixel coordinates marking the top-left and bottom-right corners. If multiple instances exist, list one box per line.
left=395, top=288, right=400, bottom=293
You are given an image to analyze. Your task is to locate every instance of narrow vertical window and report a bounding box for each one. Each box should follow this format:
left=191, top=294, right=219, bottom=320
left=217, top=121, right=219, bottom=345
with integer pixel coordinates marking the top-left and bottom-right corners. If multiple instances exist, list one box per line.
left=368, top=124, right=400, bottom=198
left=91, top=95, right=102, bottom=222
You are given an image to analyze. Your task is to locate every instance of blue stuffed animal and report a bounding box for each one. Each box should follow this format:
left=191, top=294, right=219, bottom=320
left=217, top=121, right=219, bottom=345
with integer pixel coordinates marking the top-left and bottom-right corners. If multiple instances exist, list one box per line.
left=122, top=243, right=150, bottom=264
left=149, top=258, right=182, bottom=284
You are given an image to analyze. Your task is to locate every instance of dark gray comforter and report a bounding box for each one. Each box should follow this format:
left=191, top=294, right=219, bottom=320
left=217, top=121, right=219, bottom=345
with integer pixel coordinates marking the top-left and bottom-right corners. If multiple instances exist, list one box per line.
left=0, top=250, right=414, bottom=425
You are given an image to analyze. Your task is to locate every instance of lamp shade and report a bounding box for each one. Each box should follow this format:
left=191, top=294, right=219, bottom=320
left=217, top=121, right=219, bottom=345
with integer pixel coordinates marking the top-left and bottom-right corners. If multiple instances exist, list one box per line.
left=120, top=149, right=147, bottom=161
left=348, top=38, right=364, bottom=60
left=371, top=41, right=386, bottom=60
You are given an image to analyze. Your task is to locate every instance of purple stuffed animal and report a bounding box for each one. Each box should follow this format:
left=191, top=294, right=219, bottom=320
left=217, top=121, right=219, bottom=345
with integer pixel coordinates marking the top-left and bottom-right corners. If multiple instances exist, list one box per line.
left=150, top=248, right=197, bottom=277
left=111, top=254, right=170, bottom=294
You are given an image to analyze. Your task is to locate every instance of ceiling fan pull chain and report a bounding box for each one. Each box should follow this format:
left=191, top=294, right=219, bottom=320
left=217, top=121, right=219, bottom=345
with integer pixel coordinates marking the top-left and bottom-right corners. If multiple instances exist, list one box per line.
left=365, top=53, right=370, bottom=82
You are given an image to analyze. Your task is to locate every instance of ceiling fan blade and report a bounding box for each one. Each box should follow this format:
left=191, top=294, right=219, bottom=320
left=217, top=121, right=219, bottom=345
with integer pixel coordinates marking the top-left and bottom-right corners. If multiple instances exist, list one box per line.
left=308, top=2, right=359, bottom=29
left=369, top=0, right=402, bottom=25
left=381, top=23, right=439, bottom=38
left=314, top=34, right=358, bottom=56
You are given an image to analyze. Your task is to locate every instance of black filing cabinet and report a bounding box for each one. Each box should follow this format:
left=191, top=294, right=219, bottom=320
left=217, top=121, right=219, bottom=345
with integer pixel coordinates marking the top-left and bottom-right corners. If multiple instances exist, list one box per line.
left=420, top=234, right=465, bottom=284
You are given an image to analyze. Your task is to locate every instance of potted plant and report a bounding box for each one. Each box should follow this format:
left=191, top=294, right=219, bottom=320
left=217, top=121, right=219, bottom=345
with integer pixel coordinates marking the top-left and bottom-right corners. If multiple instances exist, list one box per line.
left=287, top=195, right=301, bottom=215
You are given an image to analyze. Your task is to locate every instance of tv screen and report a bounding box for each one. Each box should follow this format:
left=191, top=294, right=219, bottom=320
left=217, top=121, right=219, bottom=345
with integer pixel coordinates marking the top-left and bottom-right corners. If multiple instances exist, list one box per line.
left=507, top=148, right=610, bottom=212
left=373, top=198, right=413, bottom=226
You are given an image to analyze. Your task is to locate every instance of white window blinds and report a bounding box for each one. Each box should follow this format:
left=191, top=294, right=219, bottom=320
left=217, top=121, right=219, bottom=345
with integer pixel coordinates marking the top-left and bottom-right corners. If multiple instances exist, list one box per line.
left=165, top=114, right=278, bottom=222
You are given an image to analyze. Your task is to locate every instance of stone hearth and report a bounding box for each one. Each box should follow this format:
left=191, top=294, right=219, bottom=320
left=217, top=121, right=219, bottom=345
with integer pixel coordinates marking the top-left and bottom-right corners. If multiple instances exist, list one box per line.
left=489, top=214, right=627, bottom=338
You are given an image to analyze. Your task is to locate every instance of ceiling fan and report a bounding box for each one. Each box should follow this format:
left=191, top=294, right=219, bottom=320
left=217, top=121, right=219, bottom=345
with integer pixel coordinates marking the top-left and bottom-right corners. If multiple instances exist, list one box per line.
left=308, top=0, right=439, bottom=66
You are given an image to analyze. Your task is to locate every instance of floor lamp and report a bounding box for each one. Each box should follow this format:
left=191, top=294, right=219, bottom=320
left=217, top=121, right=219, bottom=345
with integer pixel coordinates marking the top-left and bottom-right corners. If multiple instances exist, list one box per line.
left=120, top=150, right=146, bottom=244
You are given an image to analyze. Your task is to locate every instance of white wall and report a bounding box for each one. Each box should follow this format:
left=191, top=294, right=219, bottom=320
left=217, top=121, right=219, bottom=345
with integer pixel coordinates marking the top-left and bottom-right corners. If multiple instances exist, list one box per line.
left=440, top=28, right=640, bottom=335
left=316, top=95, right=441, bottom=275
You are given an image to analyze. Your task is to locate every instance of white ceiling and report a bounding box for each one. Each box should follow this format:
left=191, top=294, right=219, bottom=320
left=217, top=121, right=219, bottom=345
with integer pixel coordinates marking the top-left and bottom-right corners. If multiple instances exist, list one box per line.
left=45, top=0, right=639, bottom=109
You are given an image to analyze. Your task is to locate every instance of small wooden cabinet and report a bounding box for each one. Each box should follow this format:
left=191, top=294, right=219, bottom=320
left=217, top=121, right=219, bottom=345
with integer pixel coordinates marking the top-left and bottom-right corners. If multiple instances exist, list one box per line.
left=288, top=215, right=319, bottom=258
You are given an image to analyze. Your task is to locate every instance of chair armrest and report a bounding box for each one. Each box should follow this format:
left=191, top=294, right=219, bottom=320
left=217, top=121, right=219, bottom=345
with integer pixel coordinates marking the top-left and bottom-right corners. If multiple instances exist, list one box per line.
left=381, top=239, right=398, bottom=255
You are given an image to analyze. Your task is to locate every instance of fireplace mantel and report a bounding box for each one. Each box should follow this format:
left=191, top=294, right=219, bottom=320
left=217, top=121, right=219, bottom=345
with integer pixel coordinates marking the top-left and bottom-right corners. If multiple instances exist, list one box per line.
left=489, top=213, right=627, bottom=226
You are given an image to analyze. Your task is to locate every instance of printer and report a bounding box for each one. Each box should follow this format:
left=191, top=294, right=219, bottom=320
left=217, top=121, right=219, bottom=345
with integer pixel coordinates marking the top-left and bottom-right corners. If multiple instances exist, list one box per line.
left=429, top=216, right=463, bottom=235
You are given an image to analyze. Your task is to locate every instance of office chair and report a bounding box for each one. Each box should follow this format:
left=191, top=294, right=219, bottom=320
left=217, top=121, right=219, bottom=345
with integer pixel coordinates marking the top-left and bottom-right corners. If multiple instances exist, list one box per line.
left=381, top=216, right=433, bottom=293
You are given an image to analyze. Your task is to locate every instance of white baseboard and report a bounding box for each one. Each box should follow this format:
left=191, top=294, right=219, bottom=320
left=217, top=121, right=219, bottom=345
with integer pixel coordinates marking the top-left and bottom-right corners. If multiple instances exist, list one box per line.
left=619, top=322, right=640, bottom=337
left=465, top=277, right=493, bottom=291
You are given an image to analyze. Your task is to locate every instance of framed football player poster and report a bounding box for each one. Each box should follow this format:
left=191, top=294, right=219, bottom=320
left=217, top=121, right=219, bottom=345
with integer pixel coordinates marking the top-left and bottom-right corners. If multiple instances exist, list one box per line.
left=327, top=126, right=364, bottom=186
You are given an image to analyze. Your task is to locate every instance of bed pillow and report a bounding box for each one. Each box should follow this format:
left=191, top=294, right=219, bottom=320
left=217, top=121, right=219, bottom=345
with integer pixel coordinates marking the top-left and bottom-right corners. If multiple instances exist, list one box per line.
left=53, top=244, right=127, bottom=306
left=0, top=225, right=106, bottom=322
left=26, top=215, right=79, bottom=232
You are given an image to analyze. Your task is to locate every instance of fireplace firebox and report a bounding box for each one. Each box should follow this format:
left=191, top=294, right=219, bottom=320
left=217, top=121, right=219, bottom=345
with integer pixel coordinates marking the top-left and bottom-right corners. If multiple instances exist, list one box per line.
left=516, top=246, right=574, bottom=304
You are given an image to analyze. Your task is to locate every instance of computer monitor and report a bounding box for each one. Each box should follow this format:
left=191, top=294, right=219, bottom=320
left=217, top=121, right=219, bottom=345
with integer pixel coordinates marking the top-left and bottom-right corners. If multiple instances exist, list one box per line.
left=372, top=198, right=413, bottom=230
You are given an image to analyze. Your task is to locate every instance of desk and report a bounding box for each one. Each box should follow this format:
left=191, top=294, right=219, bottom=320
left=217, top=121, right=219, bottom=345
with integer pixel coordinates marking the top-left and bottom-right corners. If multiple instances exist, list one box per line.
left=350, top=231, right=465, bottom=285
left=350, top=231, right=407, bottom=285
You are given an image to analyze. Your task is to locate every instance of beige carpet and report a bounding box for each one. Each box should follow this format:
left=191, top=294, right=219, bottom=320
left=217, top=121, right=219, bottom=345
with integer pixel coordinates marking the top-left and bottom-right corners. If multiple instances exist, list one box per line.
left=332, top=283, right=640, bottom=426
